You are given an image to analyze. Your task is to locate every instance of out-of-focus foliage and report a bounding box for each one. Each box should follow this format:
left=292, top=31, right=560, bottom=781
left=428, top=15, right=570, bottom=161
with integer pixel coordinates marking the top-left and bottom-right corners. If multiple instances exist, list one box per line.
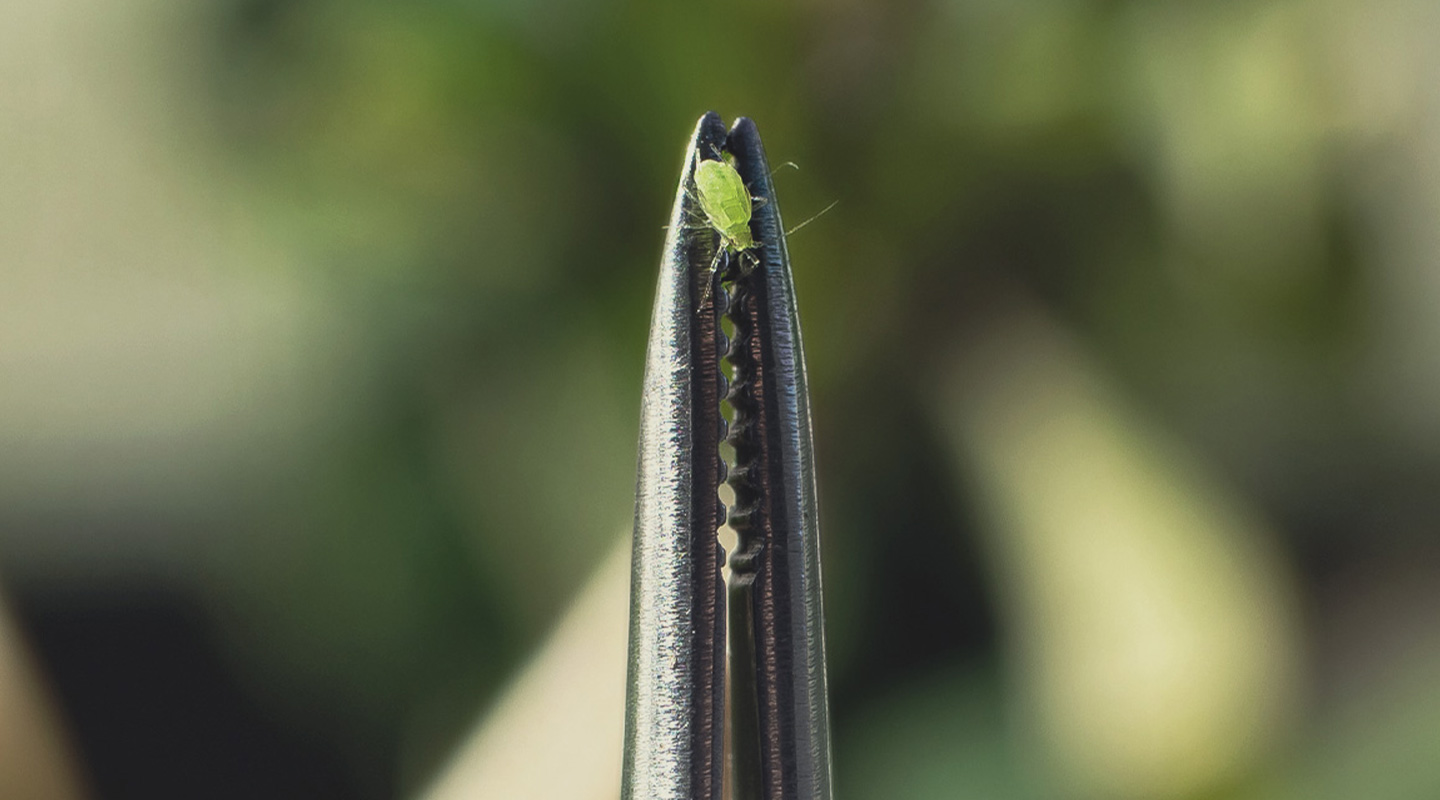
left=5, top=0, right=1440, bottom=797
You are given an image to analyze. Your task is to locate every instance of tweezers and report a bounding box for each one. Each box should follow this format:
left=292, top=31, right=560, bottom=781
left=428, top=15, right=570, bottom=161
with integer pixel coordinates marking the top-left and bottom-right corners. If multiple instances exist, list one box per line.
left=622, top=112, right=834, bottom=800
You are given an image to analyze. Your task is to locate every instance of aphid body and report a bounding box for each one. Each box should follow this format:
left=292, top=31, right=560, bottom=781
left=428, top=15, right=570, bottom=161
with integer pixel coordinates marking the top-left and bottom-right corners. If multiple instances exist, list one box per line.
left=694, top=157, right=757, bottom=257
left=682, top=152, right=833, bottom=313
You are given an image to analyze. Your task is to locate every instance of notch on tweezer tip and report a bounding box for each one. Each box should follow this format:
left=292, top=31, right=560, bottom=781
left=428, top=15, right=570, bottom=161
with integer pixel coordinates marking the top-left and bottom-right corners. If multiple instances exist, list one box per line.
left=623, top=112, right=833, bottom=800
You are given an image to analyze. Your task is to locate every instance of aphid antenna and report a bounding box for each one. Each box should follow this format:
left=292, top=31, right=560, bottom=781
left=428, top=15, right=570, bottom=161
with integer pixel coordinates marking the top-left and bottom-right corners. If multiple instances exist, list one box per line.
left=785, top=199, right=838, bottom=237
left=755, top=158, right=833, bottom=236
left=703, top=143, right=739, bottom=167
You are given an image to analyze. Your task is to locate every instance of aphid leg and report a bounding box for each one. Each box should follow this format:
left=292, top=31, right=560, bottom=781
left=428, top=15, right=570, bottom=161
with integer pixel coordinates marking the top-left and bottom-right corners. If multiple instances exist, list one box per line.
left=681, top=182, right=706, bottom=211
left=769, top=161, right=800, bottom=177
left=682, top=205, right=710, bottom=228
left=661, top=184, right=711, bottom=232
left=732, top=248, right=761, bottom=279
left=662, top=206, right=710, bottom=232
left=697, top=246, right=727, bottom=311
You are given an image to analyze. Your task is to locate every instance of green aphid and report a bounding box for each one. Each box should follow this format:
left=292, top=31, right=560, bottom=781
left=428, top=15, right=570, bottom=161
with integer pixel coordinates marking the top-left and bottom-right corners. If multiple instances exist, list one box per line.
left=694, top=156, right=758, bottom=257
left=689, top=153, right=764, bottom=308
left=687, top=151, right=835, bottom=309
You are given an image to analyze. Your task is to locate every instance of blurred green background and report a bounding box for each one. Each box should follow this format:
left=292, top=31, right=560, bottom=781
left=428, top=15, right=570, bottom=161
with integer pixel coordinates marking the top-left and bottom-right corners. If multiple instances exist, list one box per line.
left=4, top=0, right=1440, bottom=798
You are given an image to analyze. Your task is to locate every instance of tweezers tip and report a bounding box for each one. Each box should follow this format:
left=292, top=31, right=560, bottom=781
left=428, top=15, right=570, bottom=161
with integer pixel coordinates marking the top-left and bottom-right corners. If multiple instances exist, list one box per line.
left=691, top=112, right=728, bottom=153
left=727, top=116, right=759, bottom=142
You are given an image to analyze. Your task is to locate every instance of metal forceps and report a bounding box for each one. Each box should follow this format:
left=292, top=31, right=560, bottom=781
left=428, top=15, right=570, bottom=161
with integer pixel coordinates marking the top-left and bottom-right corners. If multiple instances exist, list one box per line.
left=622, top=112, right=833, bottom=800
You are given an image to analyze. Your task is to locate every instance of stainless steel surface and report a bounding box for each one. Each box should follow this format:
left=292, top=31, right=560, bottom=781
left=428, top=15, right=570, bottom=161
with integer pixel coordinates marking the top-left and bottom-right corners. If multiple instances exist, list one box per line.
left=623, top=112, right=832, bottom=800
left=622, top=112, right=728, bottom=800
left=724, top=118, right=833, bottom=800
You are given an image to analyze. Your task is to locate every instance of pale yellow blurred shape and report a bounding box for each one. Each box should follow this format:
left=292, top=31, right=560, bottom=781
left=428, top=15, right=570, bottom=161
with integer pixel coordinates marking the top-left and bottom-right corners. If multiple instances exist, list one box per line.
left=937, top=314, right=1301, bottom=800
left=0, top=0, right=354, bottom=523
left=1321, top=0, right=1440, bottom=452
left=1123, top=0, right=1329, bottom=294
left=0, top=603, right=87, bottom=800
left=420, top=537, right=629, bottom=800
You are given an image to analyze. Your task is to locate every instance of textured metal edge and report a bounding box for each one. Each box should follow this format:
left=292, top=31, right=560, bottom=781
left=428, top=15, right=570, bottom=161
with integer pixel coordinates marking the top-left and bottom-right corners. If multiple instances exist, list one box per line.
left=621, top=111, right=730, bottom=800
left=724, top=117, right=834, bottom=800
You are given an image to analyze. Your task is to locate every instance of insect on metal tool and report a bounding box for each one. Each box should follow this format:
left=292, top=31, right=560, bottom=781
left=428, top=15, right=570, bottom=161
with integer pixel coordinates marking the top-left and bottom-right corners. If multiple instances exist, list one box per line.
left=623, top=113, right=834, bottom=800
left=689, top=153, right=760, bottom=308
